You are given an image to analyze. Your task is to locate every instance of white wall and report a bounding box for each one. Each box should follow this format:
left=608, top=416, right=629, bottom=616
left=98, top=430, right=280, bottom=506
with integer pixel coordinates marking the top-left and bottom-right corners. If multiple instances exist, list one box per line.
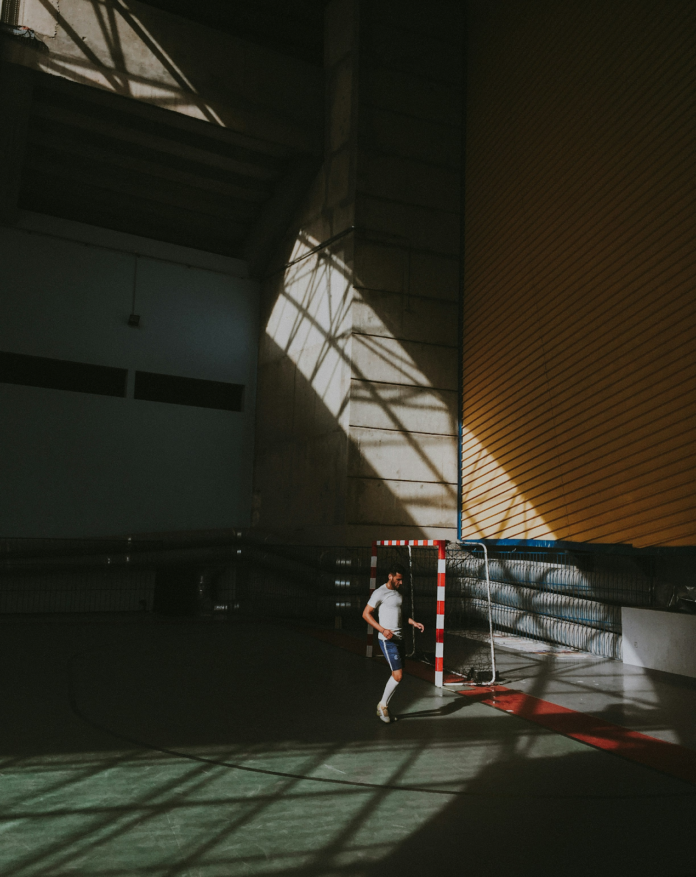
left=0, top=213, right=259, bottom=537
left=623, top=608, right=696, bottom=679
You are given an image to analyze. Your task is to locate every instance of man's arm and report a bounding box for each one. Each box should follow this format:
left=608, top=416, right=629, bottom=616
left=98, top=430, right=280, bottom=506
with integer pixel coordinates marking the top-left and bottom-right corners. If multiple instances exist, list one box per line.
left=362, top=603, right=394, bottom=640
left=408, top=617, right=425, bottom=632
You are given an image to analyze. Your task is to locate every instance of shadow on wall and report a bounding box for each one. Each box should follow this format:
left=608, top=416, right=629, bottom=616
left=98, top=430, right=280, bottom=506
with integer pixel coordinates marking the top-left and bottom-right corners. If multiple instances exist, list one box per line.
left=253, top=223, right=556, bottom=542
left=460, top=430, right=557, bottom=540
left=12, top=0, right=321, bottom=130
left=254, top=229, right=437, bottom=540
left=15, top=0, right=559, bottom=542
left=16, top=0, right=220, bottom=122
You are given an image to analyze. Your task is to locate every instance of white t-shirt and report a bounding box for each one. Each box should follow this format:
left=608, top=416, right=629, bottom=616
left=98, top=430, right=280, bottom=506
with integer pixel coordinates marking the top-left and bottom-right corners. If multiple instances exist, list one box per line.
left=367, top=583, right=403, bottom=641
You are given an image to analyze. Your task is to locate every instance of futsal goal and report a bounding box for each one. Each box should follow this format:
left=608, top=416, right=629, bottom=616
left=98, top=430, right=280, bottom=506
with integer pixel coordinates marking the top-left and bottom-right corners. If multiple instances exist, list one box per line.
left=366, top=540, right=497, bottom=687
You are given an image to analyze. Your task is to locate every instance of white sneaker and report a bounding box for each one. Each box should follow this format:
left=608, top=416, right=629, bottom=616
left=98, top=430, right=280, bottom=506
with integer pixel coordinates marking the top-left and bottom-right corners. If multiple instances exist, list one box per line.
left=377, top=703, right=395, bottom=723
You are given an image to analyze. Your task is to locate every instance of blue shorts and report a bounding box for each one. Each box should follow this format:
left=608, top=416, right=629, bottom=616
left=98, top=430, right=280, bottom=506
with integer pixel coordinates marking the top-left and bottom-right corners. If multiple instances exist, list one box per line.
left=380, top=637, right=405, bottom=671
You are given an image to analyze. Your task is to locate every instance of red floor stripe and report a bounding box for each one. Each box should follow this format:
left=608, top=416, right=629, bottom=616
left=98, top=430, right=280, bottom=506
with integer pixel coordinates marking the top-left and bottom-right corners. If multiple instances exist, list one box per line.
left=457, top=686, right=696, bottom=786
left=297, top=625, right=696, bottom=787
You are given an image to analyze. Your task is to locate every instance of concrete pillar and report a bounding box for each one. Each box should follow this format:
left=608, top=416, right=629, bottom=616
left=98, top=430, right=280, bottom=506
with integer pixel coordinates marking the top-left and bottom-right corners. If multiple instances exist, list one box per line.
left=252, top=0, right=359, bottom=542
left=348, top=1, right=463, bottom=540
left=252, top=0, right=464, bottom=545
left=0, top=61, right=32, bottom=225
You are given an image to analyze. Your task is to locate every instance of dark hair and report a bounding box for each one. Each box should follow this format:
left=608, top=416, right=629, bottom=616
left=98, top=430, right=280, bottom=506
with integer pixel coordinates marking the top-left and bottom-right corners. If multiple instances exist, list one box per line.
left=387, top=563, right=406, bottom=577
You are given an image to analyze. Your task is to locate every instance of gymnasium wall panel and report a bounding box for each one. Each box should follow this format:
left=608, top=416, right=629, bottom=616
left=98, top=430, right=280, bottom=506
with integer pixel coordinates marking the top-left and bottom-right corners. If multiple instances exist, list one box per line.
left=0, top=213, right=259, bottom=538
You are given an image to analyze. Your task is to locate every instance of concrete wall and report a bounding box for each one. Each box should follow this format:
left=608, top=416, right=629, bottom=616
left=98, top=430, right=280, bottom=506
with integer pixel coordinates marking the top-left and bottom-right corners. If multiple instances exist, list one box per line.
left=0, top=212, right=259, bottom=537
left=251, top=0, right=358, bottom=542
left=1, top=0, right=322, bottom=152
left=623, top=608, right=696, bottom=679
left=252, top=0, right=464, bottom=544
left=349, top=2, right=463, bottom=538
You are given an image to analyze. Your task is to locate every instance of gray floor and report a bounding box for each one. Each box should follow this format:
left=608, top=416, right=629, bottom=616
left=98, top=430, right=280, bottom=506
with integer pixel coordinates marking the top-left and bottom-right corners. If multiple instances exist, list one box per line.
left=1, top=616, right=695, bottom=877
left=489, top=633, right=696, bottom=750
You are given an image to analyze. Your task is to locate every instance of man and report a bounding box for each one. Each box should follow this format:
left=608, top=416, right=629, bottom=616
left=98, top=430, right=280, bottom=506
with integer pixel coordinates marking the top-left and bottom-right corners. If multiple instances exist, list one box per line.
left=362, top=564, right=424, bottom=723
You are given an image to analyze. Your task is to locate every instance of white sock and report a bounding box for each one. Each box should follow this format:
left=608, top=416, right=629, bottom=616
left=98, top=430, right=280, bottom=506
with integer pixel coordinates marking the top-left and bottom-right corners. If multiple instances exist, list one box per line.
left=380, top=676, right=399, bottom=707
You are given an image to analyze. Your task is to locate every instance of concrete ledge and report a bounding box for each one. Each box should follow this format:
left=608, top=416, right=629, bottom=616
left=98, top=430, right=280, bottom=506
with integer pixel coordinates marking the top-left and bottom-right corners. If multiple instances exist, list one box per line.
left=622, top=607, right=696, bottom=679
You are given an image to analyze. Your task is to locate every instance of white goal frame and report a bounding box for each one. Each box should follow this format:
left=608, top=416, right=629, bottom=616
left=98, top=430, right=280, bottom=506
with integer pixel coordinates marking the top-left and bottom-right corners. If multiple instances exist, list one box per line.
left=366, top=539, right=497, bottom=687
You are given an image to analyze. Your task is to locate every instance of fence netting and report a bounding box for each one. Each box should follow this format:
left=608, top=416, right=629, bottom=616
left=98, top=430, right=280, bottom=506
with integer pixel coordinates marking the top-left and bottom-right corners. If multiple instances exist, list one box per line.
left=3, top=537, right=695, bottom=668
left=242, top=543, right=663, bottom=664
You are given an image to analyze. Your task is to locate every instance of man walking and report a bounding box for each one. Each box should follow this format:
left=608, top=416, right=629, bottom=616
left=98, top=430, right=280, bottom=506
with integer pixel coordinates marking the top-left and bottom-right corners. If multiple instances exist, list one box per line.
left=362, top=564, right=424, bottom=723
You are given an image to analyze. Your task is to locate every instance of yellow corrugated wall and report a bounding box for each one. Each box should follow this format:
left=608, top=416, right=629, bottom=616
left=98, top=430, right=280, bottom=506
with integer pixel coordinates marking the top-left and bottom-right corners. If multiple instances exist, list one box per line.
left=461, top=0, right=696, bottom=547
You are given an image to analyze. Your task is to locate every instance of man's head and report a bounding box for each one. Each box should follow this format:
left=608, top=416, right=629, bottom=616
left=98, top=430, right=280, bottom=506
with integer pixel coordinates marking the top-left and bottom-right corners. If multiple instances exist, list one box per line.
left=386, top=563, right=405, bottom=589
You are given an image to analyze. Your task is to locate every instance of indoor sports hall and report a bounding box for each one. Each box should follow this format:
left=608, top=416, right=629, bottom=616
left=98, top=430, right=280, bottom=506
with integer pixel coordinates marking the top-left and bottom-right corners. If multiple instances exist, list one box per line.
left=1, top=1, right=695, bottom=876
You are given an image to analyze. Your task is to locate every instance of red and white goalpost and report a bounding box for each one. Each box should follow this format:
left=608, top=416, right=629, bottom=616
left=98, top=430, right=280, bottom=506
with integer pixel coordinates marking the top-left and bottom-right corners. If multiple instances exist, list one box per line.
left=366, top=539, right=448, bottom=688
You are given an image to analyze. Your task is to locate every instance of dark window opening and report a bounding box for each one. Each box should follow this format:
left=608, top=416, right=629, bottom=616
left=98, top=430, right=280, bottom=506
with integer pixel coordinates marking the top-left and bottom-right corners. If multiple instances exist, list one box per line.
left=0, top=351, right=127, bottom=397
left=134, top=371, right=244, bottom=412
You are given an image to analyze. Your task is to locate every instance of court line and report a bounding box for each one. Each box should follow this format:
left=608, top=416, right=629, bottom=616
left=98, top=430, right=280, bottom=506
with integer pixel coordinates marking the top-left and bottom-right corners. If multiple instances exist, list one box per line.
left=66, top=648, right=694, bottom=800
left=298, top=625, right=696, bottom=788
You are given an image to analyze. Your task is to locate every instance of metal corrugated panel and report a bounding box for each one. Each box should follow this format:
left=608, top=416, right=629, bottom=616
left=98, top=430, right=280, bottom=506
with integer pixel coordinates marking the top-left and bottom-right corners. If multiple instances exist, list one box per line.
left=461, top=0, right=696, bottom=547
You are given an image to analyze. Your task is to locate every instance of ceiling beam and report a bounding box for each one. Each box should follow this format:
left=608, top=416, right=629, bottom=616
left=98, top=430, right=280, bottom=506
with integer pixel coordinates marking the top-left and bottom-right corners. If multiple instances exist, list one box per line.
left=23, top=148, right=262, bottom=222
left=31, top=101, right=283, bottom=181
left=20, top=176, right=247, bottom=256
left=34, top=73, right=294, bottom=160
left=25, top=131, right=272, bottom=204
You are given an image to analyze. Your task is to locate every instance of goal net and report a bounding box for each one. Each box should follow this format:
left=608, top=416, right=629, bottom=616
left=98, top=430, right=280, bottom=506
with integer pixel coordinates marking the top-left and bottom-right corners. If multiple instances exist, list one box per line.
left=366, top=540, right=497, bottom=686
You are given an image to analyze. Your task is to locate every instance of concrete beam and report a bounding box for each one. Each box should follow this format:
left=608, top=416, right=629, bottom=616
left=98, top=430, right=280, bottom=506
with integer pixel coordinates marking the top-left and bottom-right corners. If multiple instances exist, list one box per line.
left=251, top=0, right=464, bottom=543
left=1, top=0, right=323, bottom=154
left=20, top=176, right=247, bottom=256
left=24, top=149, right=260, bottom=221
left=27, top=128, right=270, bottom=204
left=33, top=72, right=294, bottom=160
left=30, top=101, right=283, bottom=180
